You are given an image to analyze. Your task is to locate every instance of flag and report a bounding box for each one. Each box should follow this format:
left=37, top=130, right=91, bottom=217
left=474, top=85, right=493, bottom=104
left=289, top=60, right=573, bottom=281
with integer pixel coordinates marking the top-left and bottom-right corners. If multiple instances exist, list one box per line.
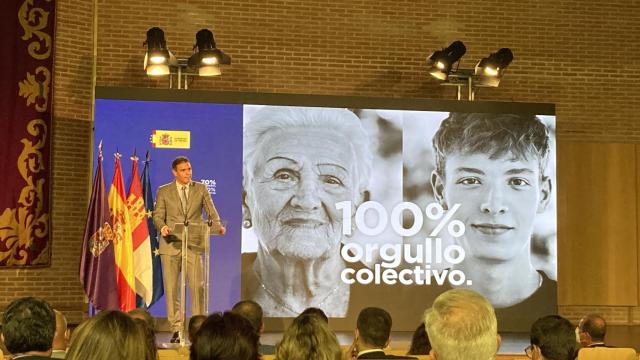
left=108, top=153, right=137, bottom=311
left=142, top=151, right=164, bottom=307
left=79, top=142, right=119, bottom=311
left=127, top=153, right=153, bottom=307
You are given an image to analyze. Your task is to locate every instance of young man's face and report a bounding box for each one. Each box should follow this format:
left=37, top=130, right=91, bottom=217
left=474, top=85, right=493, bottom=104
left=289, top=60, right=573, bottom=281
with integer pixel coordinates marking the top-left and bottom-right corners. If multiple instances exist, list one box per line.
left=432, top=152, right=551, bottom=262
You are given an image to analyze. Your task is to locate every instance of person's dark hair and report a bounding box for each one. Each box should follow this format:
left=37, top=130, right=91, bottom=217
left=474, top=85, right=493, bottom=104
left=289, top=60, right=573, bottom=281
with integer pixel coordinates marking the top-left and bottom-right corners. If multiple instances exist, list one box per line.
left=300, top=307, right=329, bottom=323
left=128, top=308, right=156, bottom=330
left=530, top=315, right=579, bottom=360
left=189, top=315, right=208, bottom=342
left=190, top=312, right=259, bottom=360
left=356, top=307, right=392, bottom=348
left=2, top=297, right=55, bottom=354
left=407, top=322, right=431, bottom=355
left=432, top=112, right=550, bottom=177
left=231, top=300, right=263, bottom=332
left=133, top=318, right=158, bottom=360
left=172, top=156, right=190, bottom=170
left=579, top=314, right=606, bottom=341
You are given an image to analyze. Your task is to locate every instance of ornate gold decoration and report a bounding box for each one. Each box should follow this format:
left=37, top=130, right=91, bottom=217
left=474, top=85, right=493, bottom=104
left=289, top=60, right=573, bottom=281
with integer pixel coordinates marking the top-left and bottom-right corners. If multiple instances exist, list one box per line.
left=112, top=211, right=126, bottom=245
left=0, top=119, right=49, bottom=266
left=127, top=195, right=146, bottom=225
left=18, top=0, right=52, bottom=60
left=18, top=66, right=51, bottom=113
left=89, top=223, right=115, bottom=257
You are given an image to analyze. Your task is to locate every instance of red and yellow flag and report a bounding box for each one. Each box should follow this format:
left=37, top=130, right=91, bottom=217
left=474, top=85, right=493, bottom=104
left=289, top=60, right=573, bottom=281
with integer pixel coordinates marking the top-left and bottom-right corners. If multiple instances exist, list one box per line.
left=108, top=153, right=136, bottom=311
left=127, top=155, right=153, bottom=306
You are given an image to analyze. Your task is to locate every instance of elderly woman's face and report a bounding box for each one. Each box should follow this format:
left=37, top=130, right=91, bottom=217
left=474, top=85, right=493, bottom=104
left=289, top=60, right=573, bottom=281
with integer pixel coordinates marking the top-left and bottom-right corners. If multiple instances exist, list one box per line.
left=246, top=127, right=361, bottom=259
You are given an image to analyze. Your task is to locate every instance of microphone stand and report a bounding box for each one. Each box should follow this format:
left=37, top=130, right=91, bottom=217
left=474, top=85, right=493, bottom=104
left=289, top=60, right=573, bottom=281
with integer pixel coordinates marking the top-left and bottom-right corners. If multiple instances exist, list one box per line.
left=179, top=218, right=189, bottom=347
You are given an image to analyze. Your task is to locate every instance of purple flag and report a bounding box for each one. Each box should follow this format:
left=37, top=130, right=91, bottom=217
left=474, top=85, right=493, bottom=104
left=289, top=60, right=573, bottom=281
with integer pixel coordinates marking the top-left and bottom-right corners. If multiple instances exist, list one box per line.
left=79, top=143, right=119, bottom=310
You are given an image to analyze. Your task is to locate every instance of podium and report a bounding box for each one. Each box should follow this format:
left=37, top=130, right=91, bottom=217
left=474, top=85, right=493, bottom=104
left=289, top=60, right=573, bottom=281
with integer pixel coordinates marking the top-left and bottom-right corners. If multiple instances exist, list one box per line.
left=171, top=219, right=225, bottom=346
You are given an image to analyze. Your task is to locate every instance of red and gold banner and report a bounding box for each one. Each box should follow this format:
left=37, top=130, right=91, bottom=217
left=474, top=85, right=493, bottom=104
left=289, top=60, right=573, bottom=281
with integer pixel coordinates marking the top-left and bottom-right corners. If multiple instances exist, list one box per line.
left=109, top=154, right=137, bottom=311
left=0, top=0, right=54, bottom=267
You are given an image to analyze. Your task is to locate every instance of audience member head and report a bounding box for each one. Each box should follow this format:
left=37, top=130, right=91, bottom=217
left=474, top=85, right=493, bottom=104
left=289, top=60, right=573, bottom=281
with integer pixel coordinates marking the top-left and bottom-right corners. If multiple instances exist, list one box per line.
left=276, top=313, right=341, bottom=360
left=52, top=309, right=70, bottom=352
left=300, top=307, right=329, bottom=323
left=188, top=315, right=207, bottom=343
left=577, top=313, right=606, bottom=347
left=133, top=318, right=158, bottom=360
left=190, top=312, right=259, bottom=360
left=66, top=310, right=151, bottom=360
left=425, top=289, right=499, bottom=360
left=231, top=300, right=264, bottom=333
left=2, top=297, right=55, bottom=356
left=356, top=307, right=393, bottom=349
left=128, top=308, right=156, bottom=331
left=529, top=315, right=578, bottom=360
left=407, top=322, right=432, bottom=355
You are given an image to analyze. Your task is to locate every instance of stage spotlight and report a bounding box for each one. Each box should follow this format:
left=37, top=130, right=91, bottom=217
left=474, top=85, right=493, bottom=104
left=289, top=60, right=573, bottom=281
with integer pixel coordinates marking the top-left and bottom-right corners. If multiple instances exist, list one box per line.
left=144, top=27, right=173, bottom=76
left=427, top=41, right=466, bottom=80
left=187, top=29, right=231, bottom=77
left=475, top=48, right=513, bottom=86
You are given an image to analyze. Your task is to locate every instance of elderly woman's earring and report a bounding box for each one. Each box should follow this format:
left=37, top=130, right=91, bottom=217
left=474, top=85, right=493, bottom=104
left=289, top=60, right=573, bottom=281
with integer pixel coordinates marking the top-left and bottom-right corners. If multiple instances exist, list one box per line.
left=243, top=219, right=252, bottom=229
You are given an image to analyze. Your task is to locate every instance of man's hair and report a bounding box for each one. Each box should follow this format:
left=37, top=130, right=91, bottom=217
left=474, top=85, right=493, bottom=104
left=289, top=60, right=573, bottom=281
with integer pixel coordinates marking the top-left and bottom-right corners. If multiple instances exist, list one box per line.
left=188, top=315, right=207, bottom=342
left=232, top=300, right=264, bottom=332
left=2, top=297, right=55, bottom=354
left=243, top=106, right=372, bottom=192
left=300, top=307, right=329, bottom=323
left=66, top=310, right=151, bottom=360
left=356, top=307, right=392, bottom=348
left=127, top=308, right=156, bottom=330
left=407, top=322, right=432, bottom=355
left=425, top=289, right=498, bottom=360
left=432, top=112, right=550, bottom=177
left=276, top=313, right=341, bottom=360
left=579, top=314, right=606, bottom=342
left=172, top=156, right=190, bottom=170
left=530, top=315, right=578, bottom=360
left=190, top=312, right=260, bottom=360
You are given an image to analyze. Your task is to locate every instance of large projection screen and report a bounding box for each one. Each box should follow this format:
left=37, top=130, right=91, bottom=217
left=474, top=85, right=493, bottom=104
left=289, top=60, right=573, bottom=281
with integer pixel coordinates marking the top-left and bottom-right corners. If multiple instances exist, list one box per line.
left=95, top=87, right=556, bottom=332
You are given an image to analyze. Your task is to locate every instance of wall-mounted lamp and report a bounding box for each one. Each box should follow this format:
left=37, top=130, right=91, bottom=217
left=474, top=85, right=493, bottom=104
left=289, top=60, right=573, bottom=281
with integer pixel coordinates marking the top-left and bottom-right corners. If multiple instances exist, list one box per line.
left=187, top=29, right=231, bottom=77
left=144, top=27, right=231, bottom=89
left=427, top=41, right=513, bottom=100
left=426, top=41, right=466, bottom=80
left=143, top=27, right=175, bottom=76
left=474, top=48, right=513, bottom=87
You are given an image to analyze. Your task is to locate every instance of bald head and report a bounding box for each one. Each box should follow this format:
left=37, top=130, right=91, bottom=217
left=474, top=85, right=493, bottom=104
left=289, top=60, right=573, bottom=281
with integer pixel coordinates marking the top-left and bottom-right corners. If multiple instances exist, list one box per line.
left=578, top=314, right=606, bottom=346
left=232, top=300, right=264, bottom=333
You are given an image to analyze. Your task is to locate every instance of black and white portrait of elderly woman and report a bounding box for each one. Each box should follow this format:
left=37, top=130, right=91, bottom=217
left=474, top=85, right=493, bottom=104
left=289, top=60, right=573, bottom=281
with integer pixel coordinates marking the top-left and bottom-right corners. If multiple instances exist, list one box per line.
left=241, top=105, right=382, bottom=317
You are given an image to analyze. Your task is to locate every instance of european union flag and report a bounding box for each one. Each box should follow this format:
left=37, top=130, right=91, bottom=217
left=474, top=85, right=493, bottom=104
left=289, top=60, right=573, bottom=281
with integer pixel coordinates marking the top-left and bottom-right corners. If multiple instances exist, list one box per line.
left=142, top=151, right=164, bottom=307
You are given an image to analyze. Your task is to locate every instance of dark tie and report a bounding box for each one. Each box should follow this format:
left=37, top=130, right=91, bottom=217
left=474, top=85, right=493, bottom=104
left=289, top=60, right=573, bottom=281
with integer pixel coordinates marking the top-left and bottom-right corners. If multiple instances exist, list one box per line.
left=180, top=185, right=188, bottom=213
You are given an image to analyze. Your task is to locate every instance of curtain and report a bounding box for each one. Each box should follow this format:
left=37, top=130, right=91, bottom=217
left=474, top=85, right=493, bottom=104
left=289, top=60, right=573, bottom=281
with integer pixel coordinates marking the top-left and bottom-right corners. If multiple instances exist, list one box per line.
left=0, top=0, right=55, bottom=266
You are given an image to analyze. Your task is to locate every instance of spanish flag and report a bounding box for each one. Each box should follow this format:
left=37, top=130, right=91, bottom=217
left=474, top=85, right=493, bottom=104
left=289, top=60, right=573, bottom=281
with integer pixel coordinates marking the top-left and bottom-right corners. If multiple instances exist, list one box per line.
left=108, top=153, right=136, bottom=311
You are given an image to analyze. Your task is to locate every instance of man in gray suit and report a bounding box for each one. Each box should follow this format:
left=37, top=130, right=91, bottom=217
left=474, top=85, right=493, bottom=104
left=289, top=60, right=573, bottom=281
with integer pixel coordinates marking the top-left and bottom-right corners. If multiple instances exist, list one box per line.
left=153, top=156, right=225, bottom=343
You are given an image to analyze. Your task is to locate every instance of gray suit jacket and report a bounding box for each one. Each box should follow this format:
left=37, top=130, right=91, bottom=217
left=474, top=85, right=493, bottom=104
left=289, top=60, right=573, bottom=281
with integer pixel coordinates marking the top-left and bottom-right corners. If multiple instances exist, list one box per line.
left=153, top=181, right=221, bottom=256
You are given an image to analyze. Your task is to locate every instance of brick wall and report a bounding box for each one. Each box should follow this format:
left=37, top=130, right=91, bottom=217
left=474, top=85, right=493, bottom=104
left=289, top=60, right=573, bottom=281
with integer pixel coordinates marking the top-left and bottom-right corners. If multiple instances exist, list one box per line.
left=2, top=0, right=639, bottom=325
